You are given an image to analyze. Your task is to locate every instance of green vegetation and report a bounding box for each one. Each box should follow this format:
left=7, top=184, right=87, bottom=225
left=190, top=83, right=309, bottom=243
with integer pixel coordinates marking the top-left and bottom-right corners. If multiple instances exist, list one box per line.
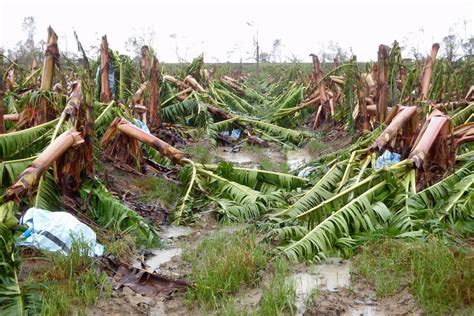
left=133, top=175, right=181, bottom=208
left=258, top=258, right=296, bottom=315
left=304, top=138, right=323, bottom=155
left=24, top=240, right=111, bottom=315
left=102, top=233, right=137, bottom=262
left=1, top=17, right=473, bottom=315
left=354, top=238, right=474, bottom=314
left=185, top=229, right=268, bottom=309
left=185, top=141, right=214, bottom=164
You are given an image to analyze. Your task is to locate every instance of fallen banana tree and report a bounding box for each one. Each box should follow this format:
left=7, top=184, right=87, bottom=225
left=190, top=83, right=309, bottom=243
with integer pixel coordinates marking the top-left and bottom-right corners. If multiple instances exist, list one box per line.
left=0, top=25, right=472, bottom=278
left=100, top=117, right=310, bottom=224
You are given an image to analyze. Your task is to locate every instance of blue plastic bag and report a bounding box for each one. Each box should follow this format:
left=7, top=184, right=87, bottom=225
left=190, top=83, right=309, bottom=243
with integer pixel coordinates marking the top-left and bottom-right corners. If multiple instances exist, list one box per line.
left=375, top=150, right=401, bottom=169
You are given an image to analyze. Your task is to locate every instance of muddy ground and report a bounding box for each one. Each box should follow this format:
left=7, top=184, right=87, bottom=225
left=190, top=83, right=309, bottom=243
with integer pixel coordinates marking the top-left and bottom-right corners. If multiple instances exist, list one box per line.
left=89, top=221, right=422, bottom=316
left=22, top=133, right=425, bottom=315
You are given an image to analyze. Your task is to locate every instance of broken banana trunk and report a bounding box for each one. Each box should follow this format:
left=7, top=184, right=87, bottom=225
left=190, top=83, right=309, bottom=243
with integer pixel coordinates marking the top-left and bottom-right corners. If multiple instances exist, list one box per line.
left=376, top=45, right=389, bottom=124
left=100, top=35, right=112, bottom=103
left=36, top=26, right=60, bottom=125
left=419, top=43, right=440, bottom=101
left=370, top=106, right=418, bottom=154
left=309, top=54, right=329, bottom=129
left=4, top=130, right=84, bottom=202
left=101, top=118, right=187, bottom=168
left=57, top=81, right=95, bottom=194
left=409, top=109, right=452, bottom=169
left=149, top=54, right=161, bottom=129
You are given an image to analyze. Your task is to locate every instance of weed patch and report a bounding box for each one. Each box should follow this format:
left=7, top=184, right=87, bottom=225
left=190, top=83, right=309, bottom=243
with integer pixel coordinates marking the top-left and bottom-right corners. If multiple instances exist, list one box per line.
left=186, top=141, right=214, bottom=164
left=133, top=175, right=181, bottom=208
left=258, top=258, right=296, bottom=315
left=25, top=240, right=112, bottom=315
left=354, top=238, right=473, bottom=314
left=185, top=229, right=268, bottom=309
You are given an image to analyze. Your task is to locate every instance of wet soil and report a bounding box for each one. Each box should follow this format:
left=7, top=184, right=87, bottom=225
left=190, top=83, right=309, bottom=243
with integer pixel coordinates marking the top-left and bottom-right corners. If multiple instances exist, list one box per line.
left=98, top=163, right=171, bottom=225
left=291, top=258, right=422, bottom=316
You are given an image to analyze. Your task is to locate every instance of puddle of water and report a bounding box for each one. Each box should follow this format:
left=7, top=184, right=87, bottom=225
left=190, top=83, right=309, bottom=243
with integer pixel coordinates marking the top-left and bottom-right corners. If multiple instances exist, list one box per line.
left=161, top=226, right=193, bottom=239
left=313, top=258, right=351, bottom=291
left=290, top=272, right=321, bottom=316
left=289, top=258, right=352, bottom=316
left=215, top=147, right=286, bottom=168
left=146, top=248, right=182, bottom=271
left=287, top=149, right=313, bottom=171
left=133, top=248, right=182, bottom=272
left=215, top=148, right=256, bottom=165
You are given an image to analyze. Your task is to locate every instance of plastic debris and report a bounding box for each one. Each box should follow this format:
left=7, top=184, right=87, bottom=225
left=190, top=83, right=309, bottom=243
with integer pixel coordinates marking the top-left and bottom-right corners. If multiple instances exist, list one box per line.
left=375, top=150, right=401, bottom=169
left=222, top=128, right=242, bottom=139
left=18, top=208, right=104, bottom=256
left=297, top=166, right=317, bottom=177
left=134, top=119, right=150, bottom=134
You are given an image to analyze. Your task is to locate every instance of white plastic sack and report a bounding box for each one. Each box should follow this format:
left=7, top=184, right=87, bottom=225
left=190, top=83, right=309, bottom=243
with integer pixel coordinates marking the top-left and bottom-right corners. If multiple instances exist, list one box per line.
left=297, top=166, right=317, bottom=178
left=18, top=208, right=104, bottom=256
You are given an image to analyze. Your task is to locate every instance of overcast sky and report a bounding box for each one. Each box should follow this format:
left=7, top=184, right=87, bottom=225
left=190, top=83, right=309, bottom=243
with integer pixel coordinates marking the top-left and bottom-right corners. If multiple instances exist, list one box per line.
left=1, top=0, right=473, bottom=63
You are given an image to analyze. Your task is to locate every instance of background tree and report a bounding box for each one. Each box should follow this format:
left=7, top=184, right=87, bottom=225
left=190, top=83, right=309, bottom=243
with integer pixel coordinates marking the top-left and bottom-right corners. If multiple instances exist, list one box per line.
left=8, top=16, right=41, bottom=66
left=271, top=39, right=282, bottom=63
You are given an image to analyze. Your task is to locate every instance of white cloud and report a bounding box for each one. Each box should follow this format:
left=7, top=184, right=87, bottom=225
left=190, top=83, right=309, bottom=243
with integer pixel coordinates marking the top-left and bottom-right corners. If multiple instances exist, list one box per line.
left=1, top=0, right=472, bottom=62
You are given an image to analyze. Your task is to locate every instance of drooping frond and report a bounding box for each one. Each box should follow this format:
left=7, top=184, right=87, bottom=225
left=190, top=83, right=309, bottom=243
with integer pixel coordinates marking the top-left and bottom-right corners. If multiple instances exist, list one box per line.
left=451, top=102, right=474, bottom=127
left=0, top=224, right=40, bottom=316
left=273, top=84, right=304, bottom=111
left=80, top=181, right=159, bottom=246
left=215, top=199, right=267, bottom=223
left=0, top=156, right=36, bottom=191
left=33, top=170, right=61, bottom=211
left=276, top=164, right=345, bottom=219
left=213, top=87, right=255, bottom=114
left=197, top=167, right=267, bottom=204
left=437, top=173, right=474, bottom=223
left=0, top=119, right=58, bottom=159
left=94, top=101, right=121, bottom=136
left=240, top=118, right=313, bottom=144
left=211, top=162, right=309, bottom=190
left=170, top=161, right=196, bottom=225
left=162, top=99, right=199, bottom=123
left=282, top=181, right=391, bottom=262
left=415, top=162, right=474, bottom=209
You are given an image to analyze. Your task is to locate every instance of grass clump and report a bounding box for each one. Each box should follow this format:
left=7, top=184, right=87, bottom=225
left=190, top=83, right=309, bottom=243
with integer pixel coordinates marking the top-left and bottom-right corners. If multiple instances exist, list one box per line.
left=186, top=141, right=213, bottom=164
left=27, top=240, right=111, bottom=315
left=354, top=238, right=473, bottom=314
left=304, top=138, right=323, bottom=155
left=258, top=258, right=296, bottom=315
left=259, top=156, right=289, bottom=173
left=133, top=175, right=180, bottom=208
left=103, top=233, right=138, bottom=262
left=185, top=229, right=268, bottom=309
left=242, top=142, right=264, bottom=155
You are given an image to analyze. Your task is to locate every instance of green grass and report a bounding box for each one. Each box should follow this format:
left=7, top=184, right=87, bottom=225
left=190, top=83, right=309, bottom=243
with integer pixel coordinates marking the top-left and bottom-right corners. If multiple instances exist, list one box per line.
left=185, top=142, right=214, bottom=164
left=26, top=240, right=112, bottom=315
left=242, top=143, right=265, bottom=155
left=103, top=233, right=138, bottom=262
left=133, top=175, right=181, bottom=208
left=354, top=238, right=473, bottom=314
left=184, top=229, right=268, bottom=309
left=258, top=258, right=296, bottom=316
left=240, top=143, right=289, bottom=173
left=259, top=157, right=289, bottom=173
left=304, top=138, right=324, bottom=155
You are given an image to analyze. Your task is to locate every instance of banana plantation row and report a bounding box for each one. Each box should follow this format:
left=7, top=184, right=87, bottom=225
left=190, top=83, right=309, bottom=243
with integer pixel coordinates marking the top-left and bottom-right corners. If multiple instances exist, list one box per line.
left=0, top=25, right=473, bottom=304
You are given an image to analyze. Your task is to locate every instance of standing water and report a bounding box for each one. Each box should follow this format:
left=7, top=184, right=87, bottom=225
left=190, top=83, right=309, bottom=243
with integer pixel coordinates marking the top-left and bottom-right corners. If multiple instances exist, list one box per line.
left=289, top=258, right=351, bottom=316
left=286, top=149, right=313, bottom=171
